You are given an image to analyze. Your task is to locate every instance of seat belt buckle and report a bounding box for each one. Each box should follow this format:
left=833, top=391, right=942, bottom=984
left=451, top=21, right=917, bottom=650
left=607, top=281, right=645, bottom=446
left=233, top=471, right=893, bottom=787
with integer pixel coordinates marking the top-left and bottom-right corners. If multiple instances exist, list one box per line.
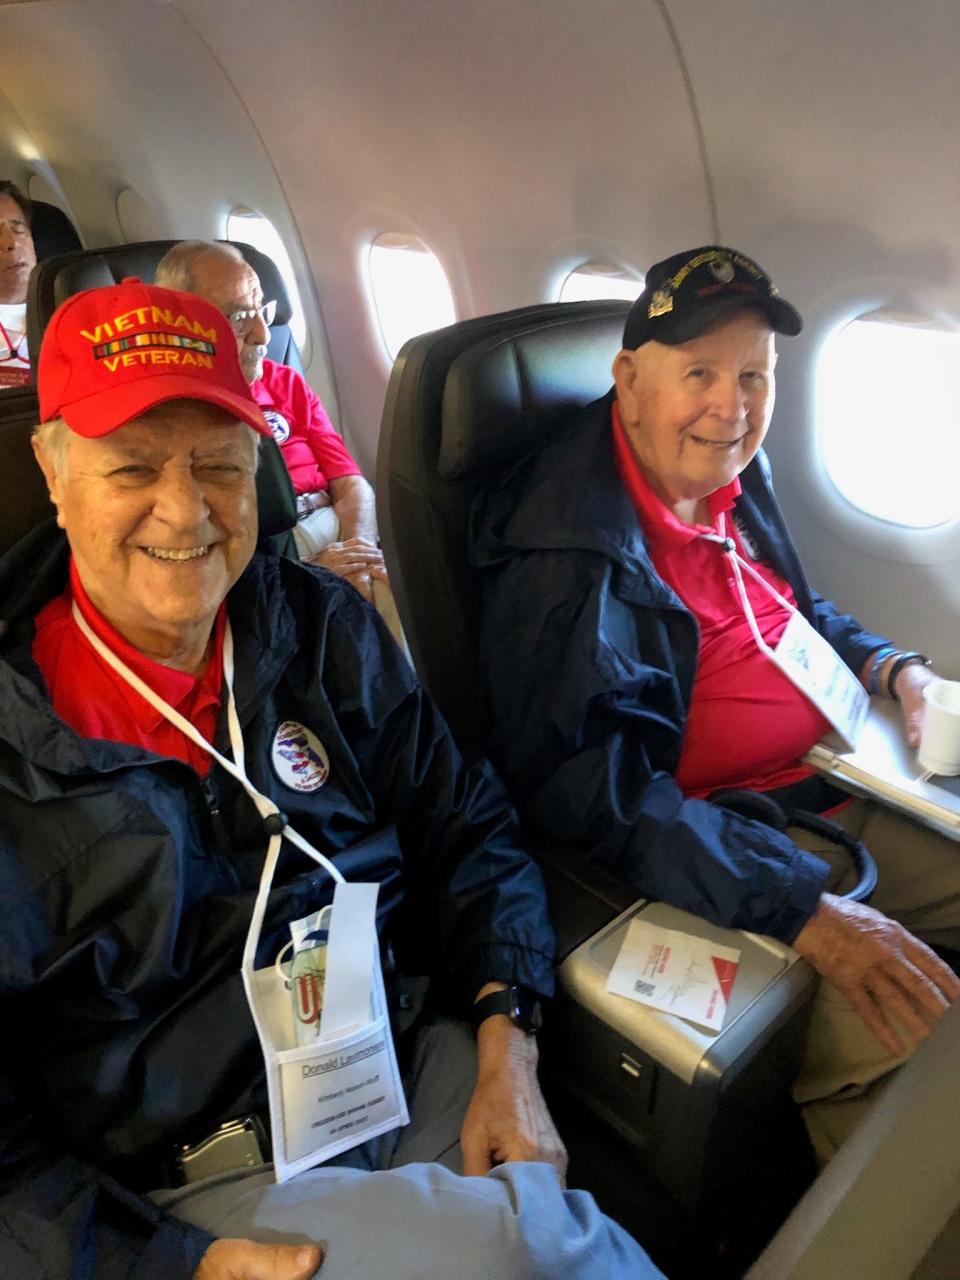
left=174, top=1115, right=269, bottom=1184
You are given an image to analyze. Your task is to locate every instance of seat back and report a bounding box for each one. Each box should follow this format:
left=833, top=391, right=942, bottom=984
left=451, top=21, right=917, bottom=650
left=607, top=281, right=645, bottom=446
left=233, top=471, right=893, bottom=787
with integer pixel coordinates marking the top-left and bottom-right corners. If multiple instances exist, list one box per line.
left=26, top=240, right=302, bottom=376
left=0, top=387, right=55, bottom=552
left=30, top=200, right=83, bottom=261
left=376, top=299, right=630, bottom=757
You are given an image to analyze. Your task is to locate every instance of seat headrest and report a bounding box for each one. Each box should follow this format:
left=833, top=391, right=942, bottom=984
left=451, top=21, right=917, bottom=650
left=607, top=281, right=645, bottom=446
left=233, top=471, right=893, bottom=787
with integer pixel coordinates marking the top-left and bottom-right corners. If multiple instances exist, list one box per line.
left=437, top=303, right=629, bottom=480
left=30, top=200, right=83, bottom=261
left=27, top=239, right=295, bottom=369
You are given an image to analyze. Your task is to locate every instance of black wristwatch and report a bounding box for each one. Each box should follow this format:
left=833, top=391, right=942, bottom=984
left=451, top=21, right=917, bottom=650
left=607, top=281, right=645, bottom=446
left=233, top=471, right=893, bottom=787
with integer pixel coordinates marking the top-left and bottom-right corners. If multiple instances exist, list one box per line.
left=470, top=985, right=543, bottom=1034
left=887, top=651, right=932, bottom=701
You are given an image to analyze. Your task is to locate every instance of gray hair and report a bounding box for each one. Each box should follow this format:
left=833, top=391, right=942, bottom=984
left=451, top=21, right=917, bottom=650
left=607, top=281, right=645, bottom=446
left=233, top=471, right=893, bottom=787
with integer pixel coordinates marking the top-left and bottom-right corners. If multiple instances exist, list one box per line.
left=33, top=410, right=261, bottom=479
left=154, top=240, right=246, bottom=293
left=33, top=417, right=71, bottom=477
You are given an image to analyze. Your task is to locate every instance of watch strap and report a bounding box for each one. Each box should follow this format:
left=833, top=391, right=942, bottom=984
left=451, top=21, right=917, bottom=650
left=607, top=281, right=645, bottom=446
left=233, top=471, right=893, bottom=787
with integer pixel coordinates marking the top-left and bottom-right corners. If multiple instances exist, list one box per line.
left=470, top=985, right=542, bottom=1033
left=887, top=651, right=932, bottom=701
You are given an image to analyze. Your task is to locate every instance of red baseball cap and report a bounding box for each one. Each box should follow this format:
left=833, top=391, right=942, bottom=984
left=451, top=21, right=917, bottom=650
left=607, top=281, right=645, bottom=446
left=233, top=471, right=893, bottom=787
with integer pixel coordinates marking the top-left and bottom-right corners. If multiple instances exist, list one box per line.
left=38, top=277, right=272, bottom=438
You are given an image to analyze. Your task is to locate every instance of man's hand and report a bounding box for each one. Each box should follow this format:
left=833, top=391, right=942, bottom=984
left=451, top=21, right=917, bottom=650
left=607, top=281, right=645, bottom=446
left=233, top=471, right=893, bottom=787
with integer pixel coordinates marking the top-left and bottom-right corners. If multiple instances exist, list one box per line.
left=194, top=1239, right=324, bottom=1280
left=312, top=539, right=389, bottom=603
left=894, top=662, right=938, bottom=749
left=793, top=893, right=960, bottom=1054
left=461, top=1007, right=568, bottom=1184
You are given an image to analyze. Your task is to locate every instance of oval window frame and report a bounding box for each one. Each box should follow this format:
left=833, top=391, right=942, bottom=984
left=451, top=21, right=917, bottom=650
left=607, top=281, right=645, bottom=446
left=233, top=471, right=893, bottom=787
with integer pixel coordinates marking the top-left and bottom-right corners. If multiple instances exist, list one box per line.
left=816, top=306, right=960, bottom=531
left=366, top=231, right=457, bottom=363
left=225, top=205, right=310, bottom=356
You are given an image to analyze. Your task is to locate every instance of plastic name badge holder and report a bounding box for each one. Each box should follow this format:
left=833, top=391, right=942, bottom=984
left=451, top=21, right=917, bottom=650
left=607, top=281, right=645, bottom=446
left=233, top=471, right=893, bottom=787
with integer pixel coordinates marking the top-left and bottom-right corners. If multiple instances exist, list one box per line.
left=247, top=879, right=408, bottom=1178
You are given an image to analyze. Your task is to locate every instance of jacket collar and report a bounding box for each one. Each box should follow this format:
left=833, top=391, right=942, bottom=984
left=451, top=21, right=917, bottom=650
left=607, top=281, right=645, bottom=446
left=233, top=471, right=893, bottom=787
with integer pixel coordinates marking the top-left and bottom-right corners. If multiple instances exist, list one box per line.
left=470, top=393, right=688, bottom=607
left=469, top=390, right=812, bottom=617
left=471, top=392, right=650, bottom=569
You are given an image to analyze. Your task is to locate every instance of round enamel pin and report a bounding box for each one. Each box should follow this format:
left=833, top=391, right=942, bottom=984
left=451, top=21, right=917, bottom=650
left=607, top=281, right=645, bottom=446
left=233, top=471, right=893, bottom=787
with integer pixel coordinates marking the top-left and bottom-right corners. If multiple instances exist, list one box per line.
left=272, top=721, right=330, bottom=792
left=263, top=408, right=291, bottom=445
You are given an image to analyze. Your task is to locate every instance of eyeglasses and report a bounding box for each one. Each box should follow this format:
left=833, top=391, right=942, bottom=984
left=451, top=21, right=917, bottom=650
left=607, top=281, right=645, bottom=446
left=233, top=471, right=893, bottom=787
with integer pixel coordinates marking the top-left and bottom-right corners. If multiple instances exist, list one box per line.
left=225, top=298, right=277, bottom=336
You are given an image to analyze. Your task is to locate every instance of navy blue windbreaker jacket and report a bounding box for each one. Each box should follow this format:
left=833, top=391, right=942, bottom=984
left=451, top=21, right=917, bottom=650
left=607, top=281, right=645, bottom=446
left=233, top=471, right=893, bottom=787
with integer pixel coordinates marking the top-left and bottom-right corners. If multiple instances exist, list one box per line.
left=0, top=523, right=555, bottom=1279
left=471, top=392, right=891, bottom=944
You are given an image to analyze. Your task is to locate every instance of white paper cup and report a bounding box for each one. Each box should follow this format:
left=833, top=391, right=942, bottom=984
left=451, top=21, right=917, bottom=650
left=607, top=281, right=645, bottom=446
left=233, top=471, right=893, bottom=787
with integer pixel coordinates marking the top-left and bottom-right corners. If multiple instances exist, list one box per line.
left=918, top=679, right=960, bottom=777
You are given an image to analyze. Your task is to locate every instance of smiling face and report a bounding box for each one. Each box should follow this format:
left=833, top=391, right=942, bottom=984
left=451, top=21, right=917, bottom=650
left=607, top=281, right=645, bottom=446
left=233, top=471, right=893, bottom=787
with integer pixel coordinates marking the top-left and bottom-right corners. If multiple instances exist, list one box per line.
left=613, top=308, right=777, bottom=516
left=0, top=193, right=37, bottom=305
left=34, top=399, right=259, bottom=665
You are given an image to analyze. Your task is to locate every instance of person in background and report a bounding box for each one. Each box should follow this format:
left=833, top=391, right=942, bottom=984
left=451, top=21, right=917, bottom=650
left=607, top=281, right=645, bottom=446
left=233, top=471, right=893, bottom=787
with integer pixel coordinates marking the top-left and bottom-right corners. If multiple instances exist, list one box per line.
left=0, top=179, right=36, bottom=387
left=0, top=278, right=662, bottom=1280
left=471, top=245, right=960, bottom=1160
left=155, top=240, right=405, bottom=647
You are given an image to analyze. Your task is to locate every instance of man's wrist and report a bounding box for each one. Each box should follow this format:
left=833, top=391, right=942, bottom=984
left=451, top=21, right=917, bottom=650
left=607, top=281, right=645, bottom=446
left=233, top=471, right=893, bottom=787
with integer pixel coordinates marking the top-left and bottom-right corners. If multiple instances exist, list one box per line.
left=475, top=1008, right=540, bottom=1074
left=471, top=983, right=543, bottom=1035
left=865, top=645, right=898, bottom=696
left=793, top=891, right=852, bottom=958
left=888, top=652, right=933, bottom=701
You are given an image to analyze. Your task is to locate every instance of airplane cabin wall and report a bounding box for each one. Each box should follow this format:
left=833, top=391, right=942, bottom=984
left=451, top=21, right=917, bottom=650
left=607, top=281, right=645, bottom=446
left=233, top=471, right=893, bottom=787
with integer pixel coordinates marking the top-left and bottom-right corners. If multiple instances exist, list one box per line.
left=2, top=0, right=957, bottom=674
left=668, top=0, right=960, bottom=674
left=0, top=0, right=340, bottom=414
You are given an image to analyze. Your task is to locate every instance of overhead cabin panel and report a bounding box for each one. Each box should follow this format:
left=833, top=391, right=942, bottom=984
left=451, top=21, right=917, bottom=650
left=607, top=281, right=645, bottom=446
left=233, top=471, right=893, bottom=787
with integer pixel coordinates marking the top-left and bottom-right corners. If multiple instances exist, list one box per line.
left=177, top=0, right=712, bottom=474
left=0, top=0, right=339, bottom=420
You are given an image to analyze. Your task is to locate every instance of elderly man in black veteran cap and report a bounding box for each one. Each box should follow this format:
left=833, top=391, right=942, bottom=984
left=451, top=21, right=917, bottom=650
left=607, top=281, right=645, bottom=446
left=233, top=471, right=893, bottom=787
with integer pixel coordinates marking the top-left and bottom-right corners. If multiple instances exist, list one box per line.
left=472, top=245, right=960, bottom=1156
left=0, top=278, right=663, bottom=1280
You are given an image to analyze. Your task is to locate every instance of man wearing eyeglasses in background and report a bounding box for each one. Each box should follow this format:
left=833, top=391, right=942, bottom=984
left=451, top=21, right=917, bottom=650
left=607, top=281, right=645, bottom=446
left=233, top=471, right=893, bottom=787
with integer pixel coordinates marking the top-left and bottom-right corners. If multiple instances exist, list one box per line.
left=155, top=241, right=402, bottom=644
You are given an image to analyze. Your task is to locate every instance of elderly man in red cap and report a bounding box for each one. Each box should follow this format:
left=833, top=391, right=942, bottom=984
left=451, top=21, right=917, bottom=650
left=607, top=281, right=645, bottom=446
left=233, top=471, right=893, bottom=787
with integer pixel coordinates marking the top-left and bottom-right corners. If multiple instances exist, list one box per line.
left=0, top=280, right=661, bottom=1280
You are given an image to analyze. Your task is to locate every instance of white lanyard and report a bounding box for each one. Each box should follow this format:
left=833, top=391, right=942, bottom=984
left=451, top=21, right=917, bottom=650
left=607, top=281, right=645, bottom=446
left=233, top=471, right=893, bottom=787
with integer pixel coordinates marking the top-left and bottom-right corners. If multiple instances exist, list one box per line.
left=697, top=514, right=868, bottom=749
left=0, top=317, right=28, bottom=366
left=699, top=514, right=796, bottom=660
left=69, top=604, right=345, bottom=964
left=69, top=601, right=343, bottom=875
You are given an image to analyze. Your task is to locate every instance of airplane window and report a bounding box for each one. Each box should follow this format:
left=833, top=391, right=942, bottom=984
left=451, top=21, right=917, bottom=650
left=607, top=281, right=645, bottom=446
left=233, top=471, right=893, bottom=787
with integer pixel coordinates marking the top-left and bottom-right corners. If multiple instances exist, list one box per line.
left=368, top=233, right=456, bottom=361
left=558, top=261, right=644, bottom=304
left=116, top=188, right=165, bottom=242
left=225, top=207, right=307, bottom=349
left=818, top=310, right=960, bottom=528
left=27, top=173, right=68, bottom=213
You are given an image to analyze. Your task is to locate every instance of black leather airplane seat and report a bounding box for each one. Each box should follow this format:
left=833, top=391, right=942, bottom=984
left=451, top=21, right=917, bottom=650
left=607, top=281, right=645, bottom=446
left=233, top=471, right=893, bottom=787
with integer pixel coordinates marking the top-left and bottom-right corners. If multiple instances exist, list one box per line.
left=30, top=199, right=83, bottom=262
left=377, top=302, right=820, bottom=1275
left=26, top=239, right=303, bottom=378
left=377, top=298, right=630, bottom=762
left=0, top=386, right=56, bottom=552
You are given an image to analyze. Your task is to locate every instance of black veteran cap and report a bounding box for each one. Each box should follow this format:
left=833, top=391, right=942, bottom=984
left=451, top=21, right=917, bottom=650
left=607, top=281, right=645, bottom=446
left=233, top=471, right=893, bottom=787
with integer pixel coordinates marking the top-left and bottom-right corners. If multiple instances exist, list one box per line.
left=622, top=246, right=803, bottom=349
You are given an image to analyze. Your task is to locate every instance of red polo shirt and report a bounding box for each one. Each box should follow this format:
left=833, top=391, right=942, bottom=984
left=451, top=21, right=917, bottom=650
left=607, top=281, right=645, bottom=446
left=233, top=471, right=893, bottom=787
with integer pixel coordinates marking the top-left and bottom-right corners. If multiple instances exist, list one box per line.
left=32, top=559, right=225, bottom=776
left=612, top=403, right=829, bottom=796
left=252, top=358, right=362, bottom=496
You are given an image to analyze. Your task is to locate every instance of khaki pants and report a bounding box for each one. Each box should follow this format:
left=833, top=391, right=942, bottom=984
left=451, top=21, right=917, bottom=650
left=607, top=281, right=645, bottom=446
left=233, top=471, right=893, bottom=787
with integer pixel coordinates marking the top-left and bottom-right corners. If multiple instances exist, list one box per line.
left=789, top=800, right=960, bottom=1159
left=153, top=1022, right=663, bottom=1280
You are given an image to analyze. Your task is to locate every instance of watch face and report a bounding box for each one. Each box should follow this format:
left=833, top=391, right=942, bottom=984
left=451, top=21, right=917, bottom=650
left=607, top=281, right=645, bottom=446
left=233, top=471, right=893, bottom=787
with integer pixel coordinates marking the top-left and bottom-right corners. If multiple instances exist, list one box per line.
left=514, top=989, right=543, bottom=1033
